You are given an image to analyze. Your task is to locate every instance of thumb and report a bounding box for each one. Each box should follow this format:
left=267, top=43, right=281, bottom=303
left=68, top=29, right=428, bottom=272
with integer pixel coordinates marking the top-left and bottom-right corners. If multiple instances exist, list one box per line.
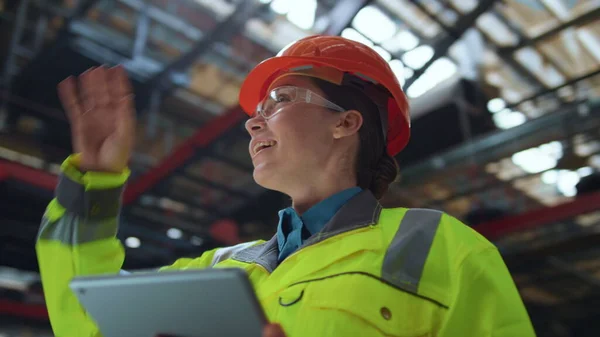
left=263, top=324, right=286, bottom=337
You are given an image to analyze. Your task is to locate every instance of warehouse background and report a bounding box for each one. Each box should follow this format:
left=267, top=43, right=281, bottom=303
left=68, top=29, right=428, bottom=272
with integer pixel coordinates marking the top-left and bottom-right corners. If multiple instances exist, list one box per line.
left=0, top=0, right=599, bottom=336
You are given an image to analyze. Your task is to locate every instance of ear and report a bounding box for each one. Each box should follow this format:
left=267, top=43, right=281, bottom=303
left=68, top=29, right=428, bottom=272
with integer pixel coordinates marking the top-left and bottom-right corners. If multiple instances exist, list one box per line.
left=333, top=110, right=363, bottom=139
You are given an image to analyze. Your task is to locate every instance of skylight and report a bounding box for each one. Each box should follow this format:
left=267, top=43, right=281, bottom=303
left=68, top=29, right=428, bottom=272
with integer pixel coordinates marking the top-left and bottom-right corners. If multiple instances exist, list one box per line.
left=487, top=98, right=507, bottom=113
left=388, top=59, right=406, bottom=86
left=287, top=0, right=317, bottom=30
left=270, top=0, right=292, bottom=14
left=353, top=5, right=397, bottom=43
left=406, top=57, right=457, bottom=98
left=511, top=141, right=563, bottom=174
left=381, top=30, right=420, bottom=53
left=493, top=109, right=527, bottom=129
left=402, top=45, right=434, bottom=69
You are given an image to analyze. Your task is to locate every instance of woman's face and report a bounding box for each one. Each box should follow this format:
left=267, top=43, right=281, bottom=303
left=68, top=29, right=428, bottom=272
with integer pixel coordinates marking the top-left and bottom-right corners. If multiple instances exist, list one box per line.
left=245, top=75, right=361, bottom=194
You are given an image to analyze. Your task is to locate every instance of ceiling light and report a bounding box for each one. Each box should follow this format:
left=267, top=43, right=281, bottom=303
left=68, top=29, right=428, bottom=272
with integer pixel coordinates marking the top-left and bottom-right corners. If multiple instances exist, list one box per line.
left=557, top=170, right=580, bottom=197
left=125, top=237, right=141, bottom=248
left=541, top=170, right=559, bottom=184
left=493, top=110, right=526, bottom=129
left=406, top=57, right=457, bottom=98
left=371, top=46, right=391, bottom=62
left=381, top=30, right=419, bottom=52
left=577, top=166, right=594, bottom=177
left=512, top=147, right=558, bottom=174
left=191, top=236, right=204, bottom=246
left=402, top=45, right=434, bottom=69
left=270, top=0, right=292, bottom=14
left=590, top=154, right=600, bottom=169
left=352, top=6, right=397, bottom=43
left=287, top=0, right=317, bottom=30
left=388, top=59, right=405, bottom=86
left=167, top=228, right=183, bottom=240
left=487, top=98, right=506, bottom=113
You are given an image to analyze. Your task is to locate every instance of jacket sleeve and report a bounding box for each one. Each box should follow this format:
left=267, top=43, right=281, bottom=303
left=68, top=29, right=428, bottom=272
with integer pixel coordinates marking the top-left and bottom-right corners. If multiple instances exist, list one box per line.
left=437, top=246, right=537, bottom=337
left=35, top=154, right=132, bottom=337
left=35, top=155, right=249, bottom=337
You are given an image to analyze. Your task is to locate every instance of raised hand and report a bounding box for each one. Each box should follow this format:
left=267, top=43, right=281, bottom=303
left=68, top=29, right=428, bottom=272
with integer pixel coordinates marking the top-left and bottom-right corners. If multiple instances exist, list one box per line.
left=57, top=65, right=135, bottom=173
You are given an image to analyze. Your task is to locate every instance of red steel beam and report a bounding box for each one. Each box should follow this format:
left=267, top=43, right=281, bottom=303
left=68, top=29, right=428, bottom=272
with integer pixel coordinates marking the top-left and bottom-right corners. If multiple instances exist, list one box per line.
left=0, top=105, right=246, bottom=205
left=2, top=138, right=599, bottom=241
left=122, top=106, right=245, bottom=205
left=475, top=190, right=600, bottom=240
left=0, top=299, right=48, bottom=320
left=0, top=161, right=58, bottom=190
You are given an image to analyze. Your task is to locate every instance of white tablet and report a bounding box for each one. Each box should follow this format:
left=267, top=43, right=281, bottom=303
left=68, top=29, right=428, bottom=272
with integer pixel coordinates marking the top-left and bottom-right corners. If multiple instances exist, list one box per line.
left=69, top=268, right=267, bottom=337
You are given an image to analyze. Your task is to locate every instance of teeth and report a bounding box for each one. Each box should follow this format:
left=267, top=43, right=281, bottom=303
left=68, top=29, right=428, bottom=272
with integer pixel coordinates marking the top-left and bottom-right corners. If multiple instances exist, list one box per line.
left=253, top=140, right=276, bottom=155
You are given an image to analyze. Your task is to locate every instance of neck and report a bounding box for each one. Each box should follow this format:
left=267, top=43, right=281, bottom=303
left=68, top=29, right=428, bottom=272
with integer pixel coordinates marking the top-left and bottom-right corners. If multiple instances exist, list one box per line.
left=289, top=174, right=357, bottom=215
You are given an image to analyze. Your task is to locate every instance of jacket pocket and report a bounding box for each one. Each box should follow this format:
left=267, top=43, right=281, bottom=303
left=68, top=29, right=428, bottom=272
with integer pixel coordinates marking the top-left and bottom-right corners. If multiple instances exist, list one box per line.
left=277, top=272, right=437, bottom=337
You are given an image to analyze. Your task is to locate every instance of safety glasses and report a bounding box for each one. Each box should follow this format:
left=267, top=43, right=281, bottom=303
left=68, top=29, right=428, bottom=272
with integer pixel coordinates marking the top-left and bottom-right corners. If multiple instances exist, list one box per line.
left=254, top=86, right=345, bottom=120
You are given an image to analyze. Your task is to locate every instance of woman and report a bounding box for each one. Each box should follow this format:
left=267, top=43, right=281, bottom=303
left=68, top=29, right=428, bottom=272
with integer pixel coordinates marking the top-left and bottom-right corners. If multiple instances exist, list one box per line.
left=36, top=35, right=536, bottom=337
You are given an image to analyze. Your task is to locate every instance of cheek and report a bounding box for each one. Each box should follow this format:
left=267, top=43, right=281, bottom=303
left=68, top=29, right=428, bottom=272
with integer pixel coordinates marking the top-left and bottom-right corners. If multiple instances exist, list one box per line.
left=275, top=115, right=333, bottom=156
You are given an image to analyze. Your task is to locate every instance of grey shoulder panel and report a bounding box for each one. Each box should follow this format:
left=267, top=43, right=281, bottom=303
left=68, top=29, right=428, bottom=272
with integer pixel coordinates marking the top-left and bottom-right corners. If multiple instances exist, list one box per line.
left=381, top=209, right=442, bottom=295
left=230, top=236, right=279, bottom=273
left=211, top=241, right=263, bottom=266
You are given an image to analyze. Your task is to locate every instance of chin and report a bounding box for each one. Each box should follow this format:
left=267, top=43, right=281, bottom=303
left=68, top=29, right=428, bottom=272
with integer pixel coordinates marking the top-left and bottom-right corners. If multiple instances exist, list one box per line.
left=252, top=164, right=283, bottom=192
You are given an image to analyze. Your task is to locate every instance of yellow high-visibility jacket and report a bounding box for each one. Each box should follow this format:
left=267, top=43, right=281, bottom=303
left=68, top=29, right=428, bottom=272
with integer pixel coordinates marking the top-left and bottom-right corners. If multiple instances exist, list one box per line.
left=36, top=156, right=537, bottom=337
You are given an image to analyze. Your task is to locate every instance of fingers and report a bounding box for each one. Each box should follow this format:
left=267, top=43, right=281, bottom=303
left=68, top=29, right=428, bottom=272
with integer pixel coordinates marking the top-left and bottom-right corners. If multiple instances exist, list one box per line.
left=108, top=65, right=132, bottom=99
left=57, top=76, right=83, bottom=123
left=110, top=66, right=136, bottom=141
left=263, top=324, right=287, bottom=337
left=92, top=66, right=111, bottom=109
left=78, top=67, right=97, bottom=112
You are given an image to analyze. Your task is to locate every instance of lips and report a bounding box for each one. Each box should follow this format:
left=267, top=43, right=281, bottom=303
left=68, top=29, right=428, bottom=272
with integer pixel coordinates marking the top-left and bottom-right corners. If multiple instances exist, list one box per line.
left=251, top=140, right=277, bottom=157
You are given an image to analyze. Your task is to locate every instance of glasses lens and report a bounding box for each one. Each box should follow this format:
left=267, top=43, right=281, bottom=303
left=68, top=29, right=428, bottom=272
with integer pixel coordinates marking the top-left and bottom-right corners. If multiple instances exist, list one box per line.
left=259, top=86, right=296, bottom=118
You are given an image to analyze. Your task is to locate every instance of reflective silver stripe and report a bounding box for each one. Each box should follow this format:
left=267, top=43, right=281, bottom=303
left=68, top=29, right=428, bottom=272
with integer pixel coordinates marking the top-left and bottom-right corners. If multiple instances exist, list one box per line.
left=38, top=212, right=119, bottom=245
left=211, top=241, right=262, bottom=266
left=289, top=65, right=313, bottom=72
left=56, top=174, right=124, bottom=219
left=231, top=236, right=279, bottom=273
left=382, top=209, right=442, bottom=295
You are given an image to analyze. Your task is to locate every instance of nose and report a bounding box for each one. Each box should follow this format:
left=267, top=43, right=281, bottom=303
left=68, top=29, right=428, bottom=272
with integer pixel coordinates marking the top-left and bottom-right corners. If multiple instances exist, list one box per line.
left=245, top=115, right=266, bottom=136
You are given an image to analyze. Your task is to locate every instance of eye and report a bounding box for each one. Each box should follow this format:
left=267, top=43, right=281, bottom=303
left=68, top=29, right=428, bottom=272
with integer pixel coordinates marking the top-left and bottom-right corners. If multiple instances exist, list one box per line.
left=274, top=92, right=292, bottom=103
left=269, top=87, right=295, bottom=103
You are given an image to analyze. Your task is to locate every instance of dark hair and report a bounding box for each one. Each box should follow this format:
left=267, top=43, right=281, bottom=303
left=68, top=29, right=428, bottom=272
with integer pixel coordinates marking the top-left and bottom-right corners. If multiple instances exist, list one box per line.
left=310, top=78, right=399, bottom=199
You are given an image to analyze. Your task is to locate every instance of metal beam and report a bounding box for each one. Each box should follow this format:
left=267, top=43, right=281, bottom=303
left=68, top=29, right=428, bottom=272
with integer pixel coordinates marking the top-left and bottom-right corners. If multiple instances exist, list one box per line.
left=132, top=2, right=150, bottom=60
left=39, top=0, right=101, bottom=54
left=119, top=0, right=203, bottom=41
left=489, top=11, right=569, bottom=86
left=1, top=0, right=29, bottom=87
left=324, top=0, right=373, bottom=36
left=10, top=0, right=101, bottom=83
left=437, top=1, right=547, bottom=94
left=401, top=101, right=599, bottom=181
left=405, top=0, right=498, bottom=89
left=506, top=68, right=600, bottom=110
left=498, top=6, right=600, bottom=56
left=145, top=0, right=264, bottom=93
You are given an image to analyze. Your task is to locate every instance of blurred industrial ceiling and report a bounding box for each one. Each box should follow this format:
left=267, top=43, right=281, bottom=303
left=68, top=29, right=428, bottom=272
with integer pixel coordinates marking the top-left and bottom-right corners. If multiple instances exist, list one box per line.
left=1, top=0, right=600, bottom=335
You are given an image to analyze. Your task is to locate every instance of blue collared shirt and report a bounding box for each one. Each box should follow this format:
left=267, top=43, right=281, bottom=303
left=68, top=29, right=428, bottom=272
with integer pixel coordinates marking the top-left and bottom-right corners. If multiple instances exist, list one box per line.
left=276, top=187, right=362, bottom=262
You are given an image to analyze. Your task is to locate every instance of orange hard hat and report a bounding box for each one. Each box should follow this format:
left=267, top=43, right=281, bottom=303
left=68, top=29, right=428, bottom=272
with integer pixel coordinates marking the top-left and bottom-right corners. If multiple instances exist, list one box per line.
left=239, top=35, right=410, bottom=156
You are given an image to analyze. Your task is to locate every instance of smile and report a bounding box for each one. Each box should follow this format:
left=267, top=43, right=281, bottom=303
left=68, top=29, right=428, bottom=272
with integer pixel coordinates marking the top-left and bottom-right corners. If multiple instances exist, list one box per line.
left=253, top=140, right=277, bottom=157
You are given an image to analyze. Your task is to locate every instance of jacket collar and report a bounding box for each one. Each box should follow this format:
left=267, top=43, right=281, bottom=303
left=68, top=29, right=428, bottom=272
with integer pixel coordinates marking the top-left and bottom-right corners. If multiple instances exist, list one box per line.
left=234, top=190, right=382, bottom=272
